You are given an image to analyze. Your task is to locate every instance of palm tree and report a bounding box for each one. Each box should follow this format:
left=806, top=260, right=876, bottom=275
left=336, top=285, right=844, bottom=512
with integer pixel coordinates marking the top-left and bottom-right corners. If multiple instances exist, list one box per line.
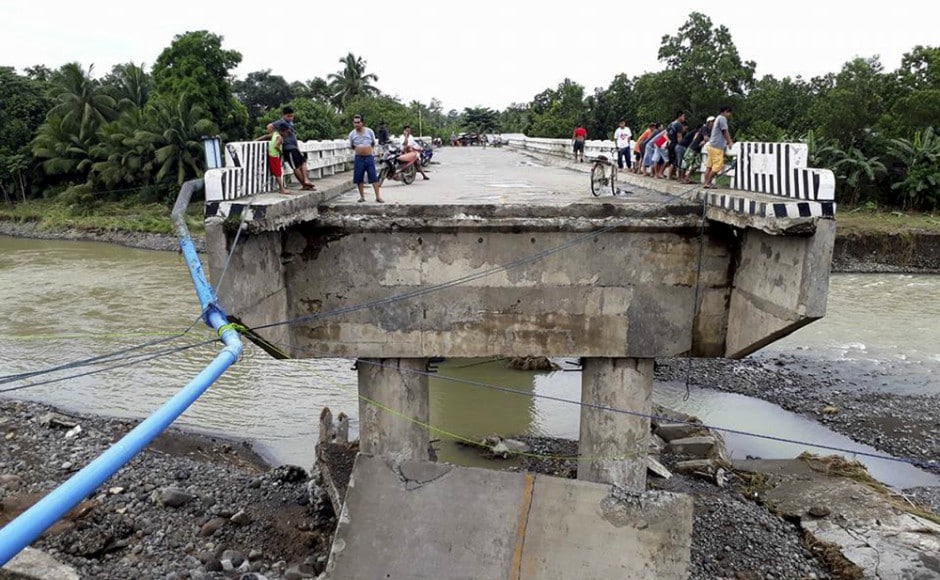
left=887, top=127, right=940, bottom=210
left=831, top=147, right=886, bottom=206
left=137, top=95, right=218, bottom=186
left=47, top=63, right=117, bottom=141
left=89, top=107, right=154, bottom=189
left=31, top=115, right=97, bottom=183
left=104, top=63, right=151, bottom=112
left=327, top=53, right=379, bottom=111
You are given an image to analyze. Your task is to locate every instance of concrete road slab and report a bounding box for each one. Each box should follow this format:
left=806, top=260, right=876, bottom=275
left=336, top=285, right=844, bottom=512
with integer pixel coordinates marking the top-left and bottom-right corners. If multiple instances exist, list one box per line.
left=323, top=455, right=693, bottom=580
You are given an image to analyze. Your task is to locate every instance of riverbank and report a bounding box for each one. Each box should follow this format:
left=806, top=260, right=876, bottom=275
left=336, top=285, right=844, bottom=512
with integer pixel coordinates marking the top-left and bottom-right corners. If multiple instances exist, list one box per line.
left=2, top=399, right=838, bottom=580
left=0, top=399, right=333, bottom=580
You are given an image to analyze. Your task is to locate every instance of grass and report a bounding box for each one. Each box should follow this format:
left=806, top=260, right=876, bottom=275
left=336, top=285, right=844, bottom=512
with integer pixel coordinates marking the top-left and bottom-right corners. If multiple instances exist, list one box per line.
left=835, top=207, right=940, bottom=235
left=798, top=453, right=940, bottom=526
left=0, top=199, right=205, bottom=236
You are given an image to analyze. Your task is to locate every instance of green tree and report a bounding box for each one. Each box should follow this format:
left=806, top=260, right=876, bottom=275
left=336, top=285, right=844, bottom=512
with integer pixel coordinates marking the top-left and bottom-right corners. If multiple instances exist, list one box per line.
left=327, top=53, right=380, bottom=112
left=880, top=46, right=940, bottom=136
left=30, top=115, right=97, bottom=188
left=47, top=63, right=117, bottom=141
left=830, top=147, right=886, bottom=206
left=528, top=79, right=586, bottom=138
left=342, top=95, right=410, bottom=136
left=887, top=127, right=940, bottom=210
left=590, top=74, right=637, bottom=139
left=290, top=77, right=332, bottom=103
left=461, top=106, right=499, bottom=133
left=151, top=30, right=247, bottom=139
left=233, top=69, right=293, bottom=126
left=102, top=63, right=152, bottom=112
left=499, top=103, right=531, bottom=134
left=136, top=95, right=219, bottom=187
left=0, top=67, right=49, bottom=201
left=807, top=57, right=888, bottom=149
left=650, top=12, right=755, bottom=127
left=258, top=98, right=342, bottom=141
left=744, top=75, right=815, bottom=140
left=88, top=107, right=154, bottom=191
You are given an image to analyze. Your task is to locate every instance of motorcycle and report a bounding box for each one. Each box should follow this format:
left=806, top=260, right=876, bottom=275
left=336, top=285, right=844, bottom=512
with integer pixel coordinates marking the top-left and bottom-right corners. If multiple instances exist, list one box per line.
left=416, top=138, right=433, bottom=167
left=378, top=145, right=420, bottom=185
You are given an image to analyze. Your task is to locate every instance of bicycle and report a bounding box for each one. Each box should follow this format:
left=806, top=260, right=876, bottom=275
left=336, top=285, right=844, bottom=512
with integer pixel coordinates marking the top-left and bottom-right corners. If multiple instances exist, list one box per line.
left=590, top=149, right=619, bottom=196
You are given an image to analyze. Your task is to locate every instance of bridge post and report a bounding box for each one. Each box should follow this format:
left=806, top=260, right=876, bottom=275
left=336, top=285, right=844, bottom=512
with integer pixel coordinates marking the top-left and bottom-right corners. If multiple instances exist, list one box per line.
left=578, top=357, right=653, bottom=489
left=357, top=358, right=430, bottom=460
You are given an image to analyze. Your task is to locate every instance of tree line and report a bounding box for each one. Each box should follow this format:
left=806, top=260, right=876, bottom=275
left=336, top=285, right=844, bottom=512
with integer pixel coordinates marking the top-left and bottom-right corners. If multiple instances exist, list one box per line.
left=2, top=13, right=939, bottom=210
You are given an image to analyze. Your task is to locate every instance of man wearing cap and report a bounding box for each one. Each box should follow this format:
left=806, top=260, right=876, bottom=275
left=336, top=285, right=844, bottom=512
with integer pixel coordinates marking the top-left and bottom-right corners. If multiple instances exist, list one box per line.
left=681, top=116, right=715, bottom=184
left=703, top=107, right=734, bottom=189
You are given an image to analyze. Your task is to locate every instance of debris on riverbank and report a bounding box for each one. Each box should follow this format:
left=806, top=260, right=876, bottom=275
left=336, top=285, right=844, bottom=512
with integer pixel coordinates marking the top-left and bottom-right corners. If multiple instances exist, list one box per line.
left=0, top=400, right=331, bottom=580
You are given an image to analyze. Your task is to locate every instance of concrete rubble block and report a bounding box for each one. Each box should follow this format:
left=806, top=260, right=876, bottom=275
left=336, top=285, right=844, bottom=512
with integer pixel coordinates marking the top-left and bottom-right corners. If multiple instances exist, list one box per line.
left=665, top=436, right=717, bottom=457
left=674, top=459, right=718, bottom=475
left=654, top=422, right=709, bottom=442
left=647, top=456, right=673, bottom=479
left=737, top=458, right=940, bottom=578
left=1, top=547, right=80, bottom=580
left=648, top=433, right=667, bottom=455
left=324, top=455, right=693, bottom=580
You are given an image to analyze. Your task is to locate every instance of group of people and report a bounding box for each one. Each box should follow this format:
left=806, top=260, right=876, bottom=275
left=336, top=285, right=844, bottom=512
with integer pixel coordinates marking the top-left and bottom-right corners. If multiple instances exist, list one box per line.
left=574, top=107, right=734, bottom=188
left=261, top=107, right=431, bottom=202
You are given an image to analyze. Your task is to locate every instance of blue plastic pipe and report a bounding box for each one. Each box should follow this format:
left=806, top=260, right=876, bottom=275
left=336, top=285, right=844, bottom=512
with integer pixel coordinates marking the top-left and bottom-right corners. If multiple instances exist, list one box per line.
left=0, top=179, right=243, bottom=566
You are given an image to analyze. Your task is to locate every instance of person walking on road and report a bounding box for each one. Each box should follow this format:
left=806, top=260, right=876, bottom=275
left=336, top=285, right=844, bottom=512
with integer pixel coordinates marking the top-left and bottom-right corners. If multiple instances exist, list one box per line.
left=348, top=114, right=384, bottom=203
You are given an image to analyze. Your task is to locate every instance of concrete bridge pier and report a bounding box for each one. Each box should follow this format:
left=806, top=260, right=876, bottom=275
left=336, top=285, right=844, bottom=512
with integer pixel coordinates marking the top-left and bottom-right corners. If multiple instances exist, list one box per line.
left=578, top=357, right=654, bottom=489
left=357, top=358, right=430, bottom=460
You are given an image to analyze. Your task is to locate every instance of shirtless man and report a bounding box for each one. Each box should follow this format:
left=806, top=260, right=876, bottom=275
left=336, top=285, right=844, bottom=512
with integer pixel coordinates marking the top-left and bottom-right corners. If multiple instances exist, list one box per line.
left=348, top=114, right=383, bottom=203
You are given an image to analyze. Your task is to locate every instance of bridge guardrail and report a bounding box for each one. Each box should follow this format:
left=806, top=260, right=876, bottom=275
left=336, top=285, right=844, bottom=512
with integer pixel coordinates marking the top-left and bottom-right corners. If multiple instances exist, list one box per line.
left=507, top=136, right=835, bottom=219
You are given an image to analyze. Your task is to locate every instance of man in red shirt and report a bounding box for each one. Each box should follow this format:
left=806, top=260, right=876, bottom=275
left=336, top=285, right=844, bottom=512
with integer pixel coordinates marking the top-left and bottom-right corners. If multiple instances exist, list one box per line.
left=572, top=124, right=587, bottom=162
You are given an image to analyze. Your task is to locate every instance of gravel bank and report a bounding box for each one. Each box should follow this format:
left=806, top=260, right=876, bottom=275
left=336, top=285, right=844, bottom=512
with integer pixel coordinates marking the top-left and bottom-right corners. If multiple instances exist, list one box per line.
left=655, top=356, right=940, bottom=476
left=0, top=400, right=332, bottom=580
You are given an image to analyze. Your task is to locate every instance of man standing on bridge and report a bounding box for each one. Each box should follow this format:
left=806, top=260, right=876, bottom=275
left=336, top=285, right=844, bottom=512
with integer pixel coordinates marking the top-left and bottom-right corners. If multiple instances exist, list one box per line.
left=703, top=106, right=734, bottom=190
left=265, top=107, right=317, bottom=191
left=349, top=114, right=384, bottom=203
left=572, top=123, right=587, bottom=162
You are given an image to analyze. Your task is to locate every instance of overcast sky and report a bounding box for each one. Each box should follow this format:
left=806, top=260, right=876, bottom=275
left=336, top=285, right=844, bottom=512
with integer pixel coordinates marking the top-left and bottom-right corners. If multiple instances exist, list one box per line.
left=2, top=1, right=937, bottom=113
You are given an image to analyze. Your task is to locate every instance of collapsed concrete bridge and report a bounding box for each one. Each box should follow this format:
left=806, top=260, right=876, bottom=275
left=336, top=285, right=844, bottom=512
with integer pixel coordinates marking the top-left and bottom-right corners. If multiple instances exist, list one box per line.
left=203, top=140, right=835, bottom=578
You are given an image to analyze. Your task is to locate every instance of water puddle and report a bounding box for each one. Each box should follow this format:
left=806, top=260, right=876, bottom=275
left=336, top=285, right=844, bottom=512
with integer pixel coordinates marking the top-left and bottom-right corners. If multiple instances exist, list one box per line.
left=434, top=362, right=939, bottom=489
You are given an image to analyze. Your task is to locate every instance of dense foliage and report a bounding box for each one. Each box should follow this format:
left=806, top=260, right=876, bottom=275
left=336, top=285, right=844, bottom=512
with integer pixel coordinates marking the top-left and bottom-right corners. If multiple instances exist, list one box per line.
left=2, top=14, right=939, bottom=210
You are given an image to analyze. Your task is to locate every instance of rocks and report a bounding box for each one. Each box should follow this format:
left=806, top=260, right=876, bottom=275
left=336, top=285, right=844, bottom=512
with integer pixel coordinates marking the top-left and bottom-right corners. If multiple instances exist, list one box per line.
left=0, top=399, right=333, bottom=580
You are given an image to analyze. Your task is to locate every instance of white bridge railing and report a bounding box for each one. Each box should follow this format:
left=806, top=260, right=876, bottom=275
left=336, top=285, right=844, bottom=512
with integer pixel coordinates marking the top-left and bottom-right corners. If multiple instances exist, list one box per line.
left=205, top=135, right=436, bottom=202
left=506, top=136, right=836, bottom=219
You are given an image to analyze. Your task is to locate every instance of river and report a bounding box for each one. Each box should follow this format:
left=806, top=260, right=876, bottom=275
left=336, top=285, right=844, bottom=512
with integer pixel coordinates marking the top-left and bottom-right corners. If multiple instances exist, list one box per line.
left=1, top=236, right=938, bottom=488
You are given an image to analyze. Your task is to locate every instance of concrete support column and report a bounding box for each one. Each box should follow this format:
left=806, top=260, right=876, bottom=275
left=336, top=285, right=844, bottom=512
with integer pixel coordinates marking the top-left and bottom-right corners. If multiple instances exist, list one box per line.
left=357, top=358, right=430, bottom=460
left=578, top=357, right=654, bottom=489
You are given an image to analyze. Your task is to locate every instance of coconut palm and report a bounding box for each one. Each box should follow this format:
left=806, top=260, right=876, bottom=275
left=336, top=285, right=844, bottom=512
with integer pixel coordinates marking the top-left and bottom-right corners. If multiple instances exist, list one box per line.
left=103, top=63, right=152, bottom=112
left=89, top=107, right=154, bottom=189
left=31, top=115, right=97, bottom=183
left=47, top=63, right=117, bottom=141
left=136, top=95, right=218, bottom=186
left=327, top=53, right=380, bottom=111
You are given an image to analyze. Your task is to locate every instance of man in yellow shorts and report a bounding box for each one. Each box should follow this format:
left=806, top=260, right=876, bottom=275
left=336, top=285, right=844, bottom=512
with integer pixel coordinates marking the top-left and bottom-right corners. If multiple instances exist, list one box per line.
left=703, top=106, right=733, bottom=189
